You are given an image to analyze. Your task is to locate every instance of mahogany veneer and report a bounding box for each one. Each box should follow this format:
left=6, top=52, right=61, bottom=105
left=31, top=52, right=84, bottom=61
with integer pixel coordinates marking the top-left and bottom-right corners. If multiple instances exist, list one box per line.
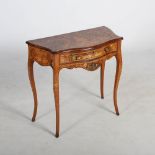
left=26, top=26, right=123, bottom=138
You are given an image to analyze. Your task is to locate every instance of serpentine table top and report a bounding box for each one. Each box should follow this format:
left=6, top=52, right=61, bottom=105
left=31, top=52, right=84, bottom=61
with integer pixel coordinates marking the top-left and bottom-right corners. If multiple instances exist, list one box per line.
left=26, top=26, right=123, bottom=53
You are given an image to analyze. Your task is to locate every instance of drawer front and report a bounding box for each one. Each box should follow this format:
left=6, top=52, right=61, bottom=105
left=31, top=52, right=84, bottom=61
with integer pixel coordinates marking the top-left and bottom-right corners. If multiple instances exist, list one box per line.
left=60, top=42, right=117, bottom=64
left=103, top=42, right=117, bottom=54
left=29, top=46, right=53, bottom=66
left=60, top=49, right=105, bottom=64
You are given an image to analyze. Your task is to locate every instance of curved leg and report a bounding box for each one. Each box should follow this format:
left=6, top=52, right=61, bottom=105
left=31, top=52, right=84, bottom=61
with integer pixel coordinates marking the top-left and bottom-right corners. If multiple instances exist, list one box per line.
left=28, top=58, right=38, bottom=122
left=113, top=41, right=122, bottom=116
left=53, top=54, right=60, bottom=138
left=100, top=61, right=105, bottom=99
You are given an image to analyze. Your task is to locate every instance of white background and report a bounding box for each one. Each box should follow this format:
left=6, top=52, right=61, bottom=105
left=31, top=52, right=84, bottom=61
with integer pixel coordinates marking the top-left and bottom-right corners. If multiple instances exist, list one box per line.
left=0, top=0, right=155, bottom=53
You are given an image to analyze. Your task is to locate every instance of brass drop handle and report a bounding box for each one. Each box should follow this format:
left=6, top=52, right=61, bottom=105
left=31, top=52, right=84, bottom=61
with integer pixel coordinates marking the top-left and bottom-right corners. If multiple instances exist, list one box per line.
left=71, top=54, right=80, bottom=61
left=92, top=50, right=95, bottom=54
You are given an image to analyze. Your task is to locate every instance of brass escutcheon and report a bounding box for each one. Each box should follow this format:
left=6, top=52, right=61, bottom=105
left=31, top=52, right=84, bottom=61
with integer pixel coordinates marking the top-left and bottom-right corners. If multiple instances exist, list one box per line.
left=71, top=54, right=79, bottom=61
left=104, top=46, right=111, bottom=53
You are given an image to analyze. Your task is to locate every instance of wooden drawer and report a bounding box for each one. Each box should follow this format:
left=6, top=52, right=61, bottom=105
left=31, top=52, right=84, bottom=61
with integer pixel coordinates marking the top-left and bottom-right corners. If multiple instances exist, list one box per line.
left=60, top=42, right=117, bottom=64
left=103, top=42, right=117, bottom=54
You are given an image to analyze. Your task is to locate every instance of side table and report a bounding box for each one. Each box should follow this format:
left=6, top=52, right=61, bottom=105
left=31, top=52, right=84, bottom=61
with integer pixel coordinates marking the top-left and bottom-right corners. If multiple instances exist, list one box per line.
left=26, top=26, right=123, bottom=137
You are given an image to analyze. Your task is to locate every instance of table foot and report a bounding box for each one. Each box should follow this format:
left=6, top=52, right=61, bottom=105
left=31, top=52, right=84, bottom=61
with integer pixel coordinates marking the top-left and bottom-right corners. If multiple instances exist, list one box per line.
left=116, top=112, right=120, bottom=116
left=55, top=133, right=59, bottom=138
left=32, top=117, right=36, bottom=122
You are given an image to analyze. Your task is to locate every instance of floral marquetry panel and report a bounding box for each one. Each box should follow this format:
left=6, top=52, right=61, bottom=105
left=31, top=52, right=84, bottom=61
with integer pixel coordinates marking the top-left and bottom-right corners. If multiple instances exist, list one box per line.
left=28, top=46, right=53, bottom=66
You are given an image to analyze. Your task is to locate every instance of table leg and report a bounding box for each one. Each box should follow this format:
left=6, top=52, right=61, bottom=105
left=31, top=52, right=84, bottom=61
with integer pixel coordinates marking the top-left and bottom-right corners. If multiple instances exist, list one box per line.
left=100, top=61, right=105, bottom=99
left=113, top=41, right=122, bottom=115
left=53, top=54, right=60, bottom=138
left=28, top=58, right=38, bottom=122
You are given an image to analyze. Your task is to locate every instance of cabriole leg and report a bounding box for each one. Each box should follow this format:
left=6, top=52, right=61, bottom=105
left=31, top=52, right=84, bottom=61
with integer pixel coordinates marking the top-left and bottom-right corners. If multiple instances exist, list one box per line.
left=28, top=58, right=38, bottom=122
left=100, top=61, right=105, bottom=99
left=113, top=41, right=122, bottom=115
left=53, top=54, right=60, bottom=138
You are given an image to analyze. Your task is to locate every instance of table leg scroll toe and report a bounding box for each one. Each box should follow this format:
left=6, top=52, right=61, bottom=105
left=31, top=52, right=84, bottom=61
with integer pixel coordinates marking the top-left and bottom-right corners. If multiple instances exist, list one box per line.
left=55, top=133, right=59, bottom=138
